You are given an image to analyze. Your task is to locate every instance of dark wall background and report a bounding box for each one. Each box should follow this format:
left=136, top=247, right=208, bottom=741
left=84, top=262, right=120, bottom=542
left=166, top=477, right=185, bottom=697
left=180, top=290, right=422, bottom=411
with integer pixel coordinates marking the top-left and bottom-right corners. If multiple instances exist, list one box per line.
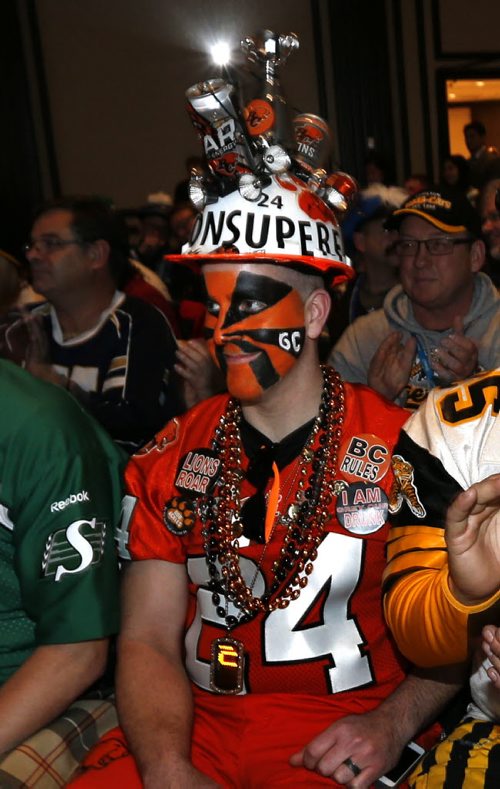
left=32, top=0, right=320, bottom=208
left=4, top=0, right=500, bottom=253
left=329, top=0, right=395, bottom=185
left=0, top=1, right=43, bottom=255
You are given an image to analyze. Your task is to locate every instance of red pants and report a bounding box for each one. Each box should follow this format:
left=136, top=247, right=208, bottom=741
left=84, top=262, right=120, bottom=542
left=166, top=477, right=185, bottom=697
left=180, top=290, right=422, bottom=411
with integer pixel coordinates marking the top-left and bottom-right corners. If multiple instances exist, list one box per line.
left=69, top=691, right=371, bottom=787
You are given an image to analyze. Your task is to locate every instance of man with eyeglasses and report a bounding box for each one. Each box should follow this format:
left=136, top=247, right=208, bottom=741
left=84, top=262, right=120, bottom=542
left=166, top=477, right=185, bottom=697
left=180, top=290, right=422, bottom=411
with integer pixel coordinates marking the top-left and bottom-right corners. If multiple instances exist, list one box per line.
left=330, top=190, right=500, bottom=409
left=7, top=197, right=181, bottom=453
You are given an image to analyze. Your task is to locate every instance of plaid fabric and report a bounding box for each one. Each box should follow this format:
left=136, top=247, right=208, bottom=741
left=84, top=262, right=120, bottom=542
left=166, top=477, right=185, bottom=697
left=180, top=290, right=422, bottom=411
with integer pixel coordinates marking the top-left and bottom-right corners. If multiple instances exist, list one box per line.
left=0, top=698, right=118, bottom=788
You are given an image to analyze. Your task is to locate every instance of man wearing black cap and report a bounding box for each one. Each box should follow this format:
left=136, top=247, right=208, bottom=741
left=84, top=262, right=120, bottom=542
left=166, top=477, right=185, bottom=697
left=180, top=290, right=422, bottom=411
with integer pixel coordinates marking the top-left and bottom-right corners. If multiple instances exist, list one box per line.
left=330, top=190, right=500, bottom=409
left=329, top=194, right=400, bottom=346
left=346, top=197, right=399, bottom=318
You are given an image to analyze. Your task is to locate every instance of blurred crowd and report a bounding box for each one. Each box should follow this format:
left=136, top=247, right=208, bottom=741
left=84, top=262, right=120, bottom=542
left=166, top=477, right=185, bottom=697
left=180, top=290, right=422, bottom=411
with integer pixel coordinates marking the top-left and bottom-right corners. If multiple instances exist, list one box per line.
left=2, top=115, right=500, bottom=789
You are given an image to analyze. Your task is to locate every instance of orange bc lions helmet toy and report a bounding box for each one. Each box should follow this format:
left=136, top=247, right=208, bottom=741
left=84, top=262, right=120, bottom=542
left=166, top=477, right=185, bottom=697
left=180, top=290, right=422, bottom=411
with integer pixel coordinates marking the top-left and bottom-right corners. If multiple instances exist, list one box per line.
left=167, top=30, right=357, bottom=289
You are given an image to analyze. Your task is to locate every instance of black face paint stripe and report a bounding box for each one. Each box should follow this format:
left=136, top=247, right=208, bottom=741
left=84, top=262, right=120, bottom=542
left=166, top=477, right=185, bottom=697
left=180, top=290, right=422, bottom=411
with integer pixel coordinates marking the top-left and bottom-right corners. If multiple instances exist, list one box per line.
left=214, top=341, right=280, bottom=392
left=249, top=351, right=280, bottom=390
left=222, top=271, right=293, bottom=330
left=215, top=345, right=227, bottom=373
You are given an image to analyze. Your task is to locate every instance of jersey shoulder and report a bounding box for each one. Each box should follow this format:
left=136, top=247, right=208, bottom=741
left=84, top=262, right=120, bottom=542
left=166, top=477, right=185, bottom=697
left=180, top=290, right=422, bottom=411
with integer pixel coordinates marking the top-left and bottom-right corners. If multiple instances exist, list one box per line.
left=342, top=378, right=409, bottom=443
left=402, top=369, right=500, bottom=487
left=127, top=393, right=230, bottom=469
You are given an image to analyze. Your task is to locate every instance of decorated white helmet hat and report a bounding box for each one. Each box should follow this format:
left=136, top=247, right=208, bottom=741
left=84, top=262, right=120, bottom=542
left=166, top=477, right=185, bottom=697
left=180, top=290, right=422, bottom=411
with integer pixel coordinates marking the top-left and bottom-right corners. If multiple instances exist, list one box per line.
left=167, top=30, right=357, bottom=287
left=169, top=173, right=351, bottom=285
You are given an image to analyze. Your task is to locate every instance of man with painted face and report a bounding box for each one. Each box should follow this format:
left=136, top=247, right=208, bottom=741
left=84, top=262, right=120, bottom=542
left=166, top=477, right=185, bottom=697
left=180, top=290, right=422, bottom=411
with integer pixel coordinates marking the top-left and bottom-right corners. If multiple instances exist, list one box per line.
left=69, top=169, right=464, bottom=789
left=203, top=266, right=308, bottom=401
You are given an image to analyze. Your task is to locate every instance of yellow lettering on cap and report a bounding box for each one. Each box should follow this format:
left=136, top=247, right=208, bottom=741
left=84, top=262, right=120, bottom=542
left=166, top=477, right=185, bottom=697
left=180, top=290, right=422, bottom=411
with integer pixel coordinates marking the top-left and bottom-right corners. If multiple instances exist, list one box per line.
left=407, top=195, right=452, bottom=210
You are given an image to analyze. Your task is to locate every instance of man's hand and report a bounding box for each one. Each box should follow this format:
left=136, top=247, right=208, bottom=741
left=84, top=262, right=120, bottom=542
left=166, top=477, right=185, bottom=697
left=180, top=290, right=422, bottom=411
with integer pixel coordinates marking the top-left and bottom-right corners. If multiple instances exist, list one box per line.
left=289, top=708, right=405, bottom=788
left=367, top=331, right=416, bottom=401
left=433, top=317, right=478, bottom=384
left=446, top=474, right=500, bottom=604
left=174, top=339, right=224, bottom=408
left=482, top=625, right=500, bottom=688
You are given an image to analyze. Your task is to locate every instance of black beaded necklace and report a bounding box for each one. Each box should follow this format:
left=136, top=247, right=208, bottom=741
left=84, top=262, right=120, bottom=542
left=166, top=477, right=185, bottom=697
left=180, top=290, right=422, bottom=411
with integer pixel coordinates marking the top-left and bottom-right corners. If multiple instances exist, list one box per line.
left=201, top=365, right=345, bottom=694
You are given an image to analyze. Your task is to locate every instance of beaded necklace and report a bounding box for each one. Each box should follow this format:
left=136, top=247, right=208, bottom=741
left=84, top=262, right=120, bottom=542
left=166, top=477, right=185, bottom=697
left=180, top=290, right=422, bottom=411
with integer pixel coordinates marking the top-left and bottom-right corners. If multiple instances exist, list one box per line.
left=202, top=365, right=345, bottom=693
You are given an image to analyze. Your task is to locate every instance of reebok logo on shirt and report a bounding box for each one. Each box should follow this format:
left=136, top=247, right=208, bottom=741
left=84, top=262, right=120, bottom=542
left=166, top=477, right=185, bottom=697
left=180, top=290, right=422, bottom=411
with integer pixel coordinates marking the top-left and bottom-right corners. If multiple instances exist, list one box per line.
left=50, top=491, right=90, bottom=512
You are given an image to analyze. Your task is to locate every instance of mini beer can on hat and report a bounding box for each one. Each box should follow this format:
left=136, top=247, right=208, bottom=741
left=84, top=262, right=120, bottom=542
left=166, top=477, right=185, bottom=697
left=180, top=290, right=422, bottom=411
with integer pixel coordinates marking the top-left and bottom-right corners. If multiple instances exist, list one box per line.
left=241, top=30, right=298, bottom=151
left=293, top=113, right=332, bottom=174
left=186, top=78, right=254, bottom=179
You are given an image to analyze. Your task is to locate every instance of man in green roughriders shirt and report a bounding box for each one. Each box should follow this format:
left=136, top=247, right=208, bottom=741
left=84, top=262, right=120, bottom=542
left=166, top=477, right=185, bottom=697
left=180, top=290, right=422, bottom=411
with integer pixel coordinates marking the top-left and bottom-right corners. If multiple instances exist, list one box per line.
left=0, top=359, right=124, bottom=755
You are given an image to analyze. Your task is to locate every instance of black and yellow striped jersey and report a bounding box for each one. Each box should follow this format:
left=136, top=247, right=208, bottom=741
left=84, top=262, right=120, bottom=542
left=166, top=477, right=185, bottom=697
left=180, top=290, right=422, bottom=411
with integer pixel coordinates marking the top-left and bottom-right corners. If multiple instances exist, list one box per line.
left=383, top=370, right=500, bottom=667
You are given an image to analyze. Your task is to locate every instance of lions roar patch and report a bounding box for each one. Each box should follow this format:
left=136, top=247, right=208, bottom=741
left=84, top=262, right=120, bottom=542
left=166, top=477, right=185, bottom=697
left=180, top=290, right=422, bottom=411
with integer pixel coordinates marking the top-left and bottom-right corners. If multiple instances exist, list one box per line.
left=175, top=448, right=220, bottom=498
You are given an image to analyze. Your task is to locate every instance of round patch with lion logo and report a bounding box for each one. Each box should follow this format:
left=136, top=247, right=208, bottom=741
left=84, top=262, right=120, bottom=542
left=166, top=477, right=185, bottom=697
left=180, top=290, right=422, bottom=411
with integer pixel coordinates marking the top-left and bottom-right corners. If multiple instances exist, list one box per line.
left=163, top=496, right=196, bottom=536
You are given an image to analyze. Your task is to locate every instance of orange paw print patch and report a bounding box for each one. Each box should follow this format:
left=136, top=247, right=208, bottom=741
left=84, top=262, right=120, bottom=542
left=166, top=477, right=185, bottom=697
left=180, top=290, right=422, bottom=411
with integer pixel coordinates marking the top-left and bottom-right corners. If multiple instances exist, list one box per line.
left=163, top=496, right=196, bottom=536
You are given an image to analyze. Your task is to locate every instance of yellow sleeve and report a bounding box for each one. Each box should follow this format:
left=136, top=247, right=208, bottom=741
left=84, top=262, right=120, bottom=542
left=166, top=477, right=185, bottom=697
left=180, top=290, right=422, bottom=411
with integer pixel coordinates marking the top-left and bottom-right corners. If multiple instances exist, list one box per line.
left=383, top=525, right=500, bottom=666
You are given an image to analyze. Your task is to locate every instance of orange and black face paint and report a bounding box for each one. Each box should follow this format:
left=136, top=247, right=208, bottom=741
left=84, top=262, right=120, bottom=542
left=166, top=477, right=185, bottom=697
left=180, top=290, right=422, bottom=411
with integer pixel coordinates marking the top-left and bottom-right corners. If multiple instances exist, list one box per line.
left=204, top=269, right=306, bottom=401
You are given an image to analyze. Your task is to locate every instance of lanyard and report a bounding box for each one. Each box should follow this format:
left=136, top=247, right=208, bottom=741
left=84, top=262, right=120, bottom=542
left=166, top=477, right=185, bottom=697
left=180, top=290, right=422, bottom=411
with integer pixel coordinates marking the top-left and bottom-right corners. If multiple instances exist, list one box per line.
left=414, top=335, right=438, bottom=389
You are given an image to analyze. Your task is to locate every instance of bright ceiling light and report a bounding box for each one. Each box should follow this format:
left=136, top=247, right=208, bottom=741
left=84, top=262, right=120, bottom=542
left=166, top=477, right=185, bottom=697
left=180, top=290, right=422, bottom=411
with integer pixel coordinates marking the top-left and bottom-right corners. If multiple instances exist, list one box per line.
left=211, top=41, right=231, bottom=66
left=449, top=92, right=456, bottom=99
left=476, top=81, right=485, bottom=87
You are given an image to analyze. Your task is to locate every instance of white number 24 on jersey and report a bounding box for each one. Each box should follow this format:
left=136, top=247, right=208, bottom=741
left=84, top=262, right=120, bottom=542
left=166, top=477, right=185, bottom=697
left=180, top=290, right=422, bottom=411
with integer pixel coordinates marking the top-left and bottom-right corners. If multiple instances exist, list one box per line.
left=186, top=532, right=373, bottom=694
